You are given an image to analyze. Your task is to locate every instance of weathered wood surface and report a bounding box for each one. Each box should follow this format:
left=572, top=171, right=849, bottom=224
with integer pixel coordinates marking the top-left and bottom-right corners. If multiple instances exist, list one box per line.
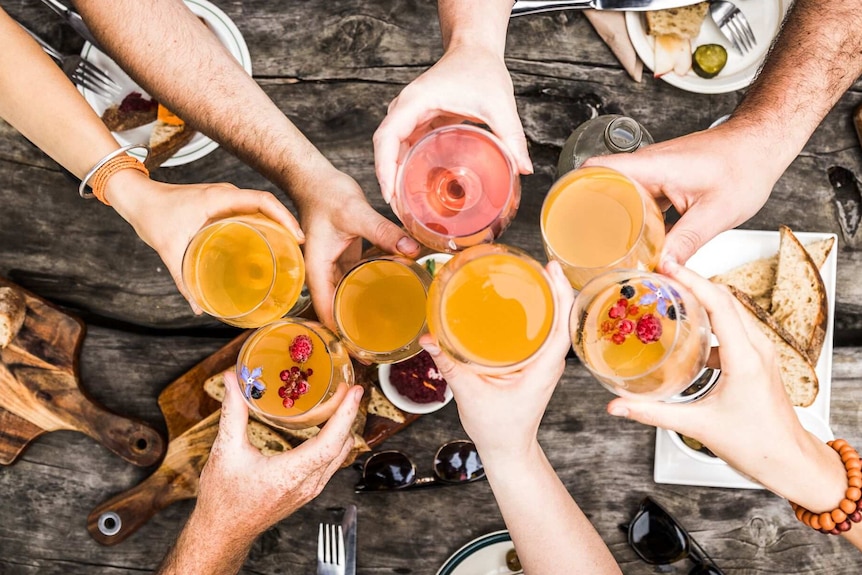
left=0, top=0, right=861, bottom=573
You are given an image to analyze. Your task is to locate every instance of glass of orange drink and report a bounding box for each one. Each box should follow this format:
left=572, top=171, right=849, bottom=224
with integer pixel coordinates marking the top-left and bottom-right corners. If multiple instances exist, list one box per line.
left=333, top=256, right=432, bottom=364
left=394, top=124, right=520, bottom=253
left=182, top=214, right=306, bottom=328
left=541, top=165, right=665, bottom=290
left=427, top=244, right=556, bottom=373
left=571, top=270, right=714, bottom=402
left=236, top=318, right=354, bottom=430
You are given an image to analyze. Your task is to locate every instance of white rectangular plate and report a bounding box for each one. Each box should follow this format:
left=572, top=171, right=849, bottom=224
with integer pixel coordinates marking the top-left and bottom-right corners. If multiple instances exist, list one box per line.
left=653, top=229, right=837, bottom=489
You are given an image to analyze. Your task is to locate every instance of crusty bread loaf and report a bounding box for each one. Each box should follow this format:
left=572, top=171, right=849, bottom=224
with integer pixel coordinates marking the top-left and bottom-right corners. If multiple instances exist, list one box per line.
left=645, top=2, right=708, bottom=39
left=730, top=287, right=819, bottom=407
left=368, top=385, right=406, bottom=423
left=0, top=287, right=26, bottom=348
left=770, top=226, right=828, bottom=365
left=145, top=121, right=194, bottom=170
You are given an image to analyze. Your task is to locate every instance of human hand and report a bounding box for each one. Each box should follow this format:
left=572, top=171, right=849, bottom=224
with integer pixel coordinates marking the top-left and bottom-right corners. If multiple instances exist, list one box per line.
left=373, top=42, right=532, bottom=204
left=585, top=121, right=781, bottom=269
left=419, top=261, right=574, bottom=463
left=194, top=371, right=363, bottom=539
left=606, top=262, right=846, bottom=510
left=293, top=166, right=421, bottom=328
left=104, top=169, right=304, bottom=313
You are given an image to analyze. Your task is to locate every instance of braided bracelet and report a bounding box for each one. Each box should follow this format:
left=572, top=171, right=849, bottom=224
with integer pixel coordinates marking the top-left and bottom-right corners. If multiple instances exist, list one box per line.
left=790, top=439, right=862, bottom=535
left=78, top=144, right=151, bottom=204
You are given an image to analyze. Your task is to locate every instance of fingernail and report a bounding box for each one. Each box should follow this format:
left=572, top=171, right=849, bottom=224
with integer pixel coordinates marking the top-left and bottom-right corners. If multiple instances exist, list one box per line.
left=396, top=236, right=420, bottom=255
left=524, top=159, right=534, bottom=175
left=609, top=405, right=629, bottom=417
left=422, top=342, right=441, bottom=356
left=352, top=386, right=364, bottom=403
left=661, top=256, right=679, bottom=273
left=295, top=229, right=306, bottom=242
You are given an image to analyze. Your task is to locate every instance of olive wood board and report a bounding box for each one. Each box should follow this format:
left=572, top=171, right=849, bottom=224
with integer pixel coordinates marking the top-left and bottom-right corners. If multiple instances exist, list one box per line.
left=0, top=276, right=165, bottom=467
left=87, top=329, right=420, bottom=545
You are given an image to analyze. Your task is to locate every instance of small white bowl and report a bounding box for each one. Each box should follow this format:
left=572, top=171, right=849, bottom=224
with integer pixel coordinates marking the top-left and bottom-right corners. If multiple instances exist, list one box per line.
left=417, top=253, right=454, bottom=278
left=378, top=361, right=454, bottom=415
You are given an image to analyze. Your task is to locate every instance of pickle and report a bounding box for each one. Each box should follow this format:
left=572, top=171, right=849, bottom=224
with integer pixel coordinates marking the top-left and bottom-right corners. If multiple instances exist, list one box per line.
left=692, top=44, right=728, bottom=79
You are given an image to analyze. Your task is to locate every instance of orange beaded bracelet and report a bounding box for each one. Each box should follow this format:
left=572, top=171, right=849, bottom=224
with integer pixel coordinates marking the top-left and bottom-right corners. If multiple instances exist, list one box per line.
left=78, top=144, right=150, bottom=205
left=790, top=439, right=862, bottom=535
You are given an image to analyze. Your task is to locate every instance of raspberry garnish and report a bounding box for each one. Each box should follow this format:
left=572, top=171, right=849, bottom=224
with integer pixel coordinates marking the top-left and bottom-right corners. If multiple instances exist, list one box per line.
left=611, top=333, right=626, bottom=345
left=608, top=298, right=629, bottom=319
left=289, top=335, right=313, bottom=363
left=618, top=319, right=635, bottom=335
left=279, top=370, right=290, bottom=382
left=636, top=314, right=663, bottom=344
left=627, top=304, right=639, bottom=317
left=282, top=397, right=295, bottom=408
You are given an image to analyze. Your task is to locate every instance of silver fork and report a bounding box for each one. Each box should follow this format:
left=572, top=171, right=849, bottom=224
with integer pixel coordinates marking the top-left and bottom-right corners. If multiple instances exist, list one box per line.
left=317, top=523, right=346, bottom=575
left=19, top=23, right=121, bottom=98
left=709, top=0, right=757, bottom=55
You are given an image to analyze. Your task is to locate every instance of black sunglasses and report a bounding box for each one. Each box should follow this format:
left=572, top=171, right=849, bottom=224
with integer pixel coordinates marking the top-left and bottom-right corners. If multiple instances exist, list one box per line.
left=354, top=440, right=485, bottom=492
left=621, top=497, right=725, bottom=575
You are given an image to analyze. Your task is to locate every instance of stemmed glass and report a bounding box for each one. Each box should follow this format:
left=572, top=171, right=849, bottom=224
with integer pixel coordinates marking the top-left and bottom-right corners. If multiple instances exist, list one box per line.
left=541, top=166, right=665, bottom=290
left=570, top=270, right=713, bottom=402
left=394, top=124, right=520, bottom=253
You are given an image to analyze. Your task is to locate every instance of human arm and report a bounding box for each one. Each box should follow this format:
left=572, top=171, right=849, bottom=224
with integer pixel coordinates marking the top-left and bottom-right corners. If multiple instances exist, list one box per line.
left=0, top=7, right=301, bottom=309
left=72, top=0, right=420, bottom=326
left=588, top=0, right=862, bottom=268
left=373, top=0, right=531, bottom=203
left=156, top=371, right=363, bottom=574
left=606, top=262, right=862, bottom=551
left=421, top=261, right=622, bottom=573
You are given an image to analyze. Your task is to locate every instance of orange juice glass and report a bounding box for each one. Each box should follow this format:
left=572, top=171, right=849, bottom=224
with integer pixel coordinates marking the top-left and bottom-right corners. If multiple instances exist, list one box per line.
left=427, top=244, right=556, bottom=373
left=333, top=256, right=432, bottom=363
left=541, top=166, right=665, bottom=290
left=182, top=214, right=305, bottom=328
left=571, top=270, right=712, bottom=402
left=236, top=318, right=353, bottom=430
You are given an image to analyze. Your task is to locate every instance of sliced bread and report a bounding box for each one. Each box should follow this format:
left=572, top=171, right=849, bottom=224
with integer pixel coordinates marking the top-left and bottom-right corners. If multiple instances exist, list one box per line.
left=247, top=420, right=292, bottom=457
left=645, top=2, right=709, bottom=39
left=0, top=287, right=26, bottom=348
left=145, top=121, right=194, bottom=170
left=730, top=287, right=819, bottom=407
left=101, top=92, right=158, bottom=132
left=368, top=385, right=406, bottom=423
left=770, top=226, right=829, bottom=365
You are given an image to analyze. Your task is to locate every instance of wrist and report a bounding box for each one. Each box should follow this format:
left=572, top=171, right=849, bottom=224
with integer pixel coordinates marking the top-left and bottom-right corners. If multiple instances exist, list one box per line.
left=102, top=168, right=154, bottom=219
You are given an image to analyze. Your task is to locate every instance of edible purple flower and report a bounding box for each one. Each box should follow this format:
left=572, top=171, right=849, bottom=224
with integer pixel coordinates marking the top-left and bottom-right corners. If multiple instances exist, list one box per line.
left=240, top=365, right=265, bottom=399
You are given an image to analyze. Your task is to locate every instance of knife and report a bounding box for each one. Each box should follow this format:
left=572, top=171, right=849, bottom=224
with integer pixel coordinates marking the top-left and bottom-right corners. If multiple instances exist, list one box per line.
left=512, top=0, right=703, bottom=17
left=39, top=0, right=104, bottom=50
left=342, top=504, right=358, bottom=575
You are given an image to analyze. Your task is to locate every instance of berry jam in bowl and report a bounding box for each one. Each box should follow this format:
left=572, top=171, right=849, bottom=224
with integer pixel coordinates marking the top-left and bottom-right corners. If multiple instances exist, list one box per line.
left=378, top=350, right=454, bottom=415
left=236, top=318, right=354, bottom=430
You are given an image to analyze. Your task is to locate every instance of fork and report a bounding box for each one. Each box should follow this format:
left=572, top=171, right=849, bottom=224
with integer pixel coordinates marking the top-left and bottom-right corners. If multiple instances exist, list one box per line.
left=709, top=0, right=757, bottom=55
left=317, top=523, right=346, bottom=575
left=19, top=23, right=121, bottom=98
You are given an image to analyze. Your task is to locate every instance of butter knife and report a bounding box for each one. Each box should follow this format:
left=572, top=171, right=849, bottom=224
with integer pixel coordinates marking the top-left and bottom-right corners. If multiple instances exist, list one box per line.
left=512, top=0, right=703, bottom=17
left=39, top=0, right=103, bottom=50
left=342, top=505, right=358, bottom=575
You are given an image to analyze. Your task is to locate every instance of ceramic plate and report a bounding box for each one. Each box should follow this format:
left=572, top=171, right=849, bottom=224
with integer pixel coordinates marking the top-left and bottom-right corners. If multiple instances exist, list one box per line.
left=79, top=0, right=252, bottom=167
left=625, top=1, right=788, bottom=94
left=436, top=530, right=518, bottom=575
left=653, top=229, right=837, bottom=489
left=378, top=360, right=454, bottom=415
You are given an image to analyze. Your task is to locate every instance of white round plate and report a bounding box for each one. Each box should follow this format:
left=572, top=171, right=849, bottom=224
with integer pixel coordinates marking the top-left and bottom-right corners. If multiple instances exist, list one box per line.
left=79, top=0, right=252, bottom=167
left=378, top=360, right=454, bottom=415
left=436, top=530, right=516, bottom=575
left=625, top=1, right=788, bottom=94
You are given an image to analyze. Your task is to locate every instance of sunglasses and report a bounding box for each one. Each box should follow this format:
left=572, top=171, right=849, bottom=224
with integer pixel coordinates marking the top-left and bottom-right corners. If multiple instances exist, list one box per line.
left=621, top=497, right=725, bottom=575
left=354, top=440, right=485, bottom=492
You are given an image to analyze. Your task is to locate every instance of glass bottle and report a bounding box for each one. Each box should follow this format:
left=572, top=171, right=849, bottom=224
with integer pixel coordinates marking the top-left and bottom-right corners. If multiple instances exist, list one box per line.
left=557, top=114, right=654, bottom=177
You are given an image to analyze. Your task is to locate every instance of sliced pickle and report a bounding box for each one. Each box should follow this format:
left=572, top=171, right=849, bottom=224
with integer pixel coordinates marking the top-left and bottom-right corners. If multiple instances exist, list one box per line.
left=680, top=433, right=717, bottom=458
left=692, top=44, right=728, bottom=79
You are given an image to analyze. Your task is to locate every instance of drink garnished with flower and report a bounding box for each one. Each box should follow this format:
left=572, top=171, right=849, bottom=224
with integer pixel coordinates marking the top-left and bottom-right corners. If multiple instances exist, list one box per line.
left=236, top=318, right=353, bottom=429
left=572, top=270, right=711, bottom=402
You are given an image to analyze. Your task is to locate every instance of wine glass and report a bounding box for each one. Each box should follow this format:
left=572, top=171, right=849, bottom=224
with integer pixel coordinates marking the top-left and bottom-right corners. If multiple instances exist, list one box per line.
left=236, top=318, right=353, bottom=430
left=570, top=269, right=713, bottom=402
left=182, top=214, right=305, bottom=328
left=394, top=124, right=520, bottom=253
left=426, top=244, right=556, bottom=374
left=541, top=166, right=665, bottom=290
left=333, top=255, right=432, bottom=364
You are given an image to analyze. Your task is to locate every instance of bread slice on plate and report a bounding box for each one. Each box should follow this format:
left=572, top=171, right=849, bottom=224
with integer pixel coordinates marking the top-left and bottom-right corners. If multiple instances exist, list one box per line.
left=0, top=287, right=26, bottom=349
left=645, top=2, right=709, bottom=38
left=101, top=92, right=159, bottom=132
left=770, top=226, right=829, bottom=365
left=730, top=287, right=819, bottom=408
left=145, top=121, right=195, bottom=170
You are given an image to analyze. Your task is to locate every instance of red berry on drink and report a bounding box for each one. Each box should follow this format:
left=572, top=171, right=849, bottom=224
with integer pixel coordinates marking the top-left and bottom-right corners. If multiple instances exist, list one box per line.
left=618, top=319, right=635, bottom=335
left=296, top=381, right=309, bottom=395
left=289, top=335, right=314, bottom=363
left=627, top=304, right=639, bottom=317
left=612, top=333, right=626, bottom=345
left=282, top=397, right=294, bottom=408
left=636, top=314, right=663, bottom=344
left=601, top=320, right=615, bottom=334
left=305, top=368, right=313, bottom=377
left=278, top=387, right=287, bottom=398
left=279, top=370, right=290, bottom=381
left=609, top=304, right=626, bottom=319
left=291, top=366, right=300, bottom=374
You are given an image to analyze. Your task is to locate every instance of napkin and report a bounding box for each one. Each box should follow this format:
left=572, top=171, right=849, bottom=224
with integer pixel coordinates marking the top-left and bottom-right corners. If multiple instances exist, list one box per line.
left=584, top=10, right=643, bottom=83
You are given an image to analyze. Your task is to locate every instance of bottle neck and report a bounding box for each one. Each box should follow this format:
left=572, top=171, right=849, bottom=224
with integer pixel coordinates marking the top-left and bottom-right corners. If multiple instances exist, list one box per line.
left=603, top=117, right=643, bottom=153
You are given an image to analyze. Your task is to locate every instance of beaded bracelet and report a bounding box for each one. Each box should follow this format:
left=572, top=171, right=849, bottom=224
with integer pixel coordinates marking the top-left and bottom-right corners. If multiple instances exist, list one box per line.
left=78, top=144, right=151, bottom=205
left=790, top=439, right=862, bottom=535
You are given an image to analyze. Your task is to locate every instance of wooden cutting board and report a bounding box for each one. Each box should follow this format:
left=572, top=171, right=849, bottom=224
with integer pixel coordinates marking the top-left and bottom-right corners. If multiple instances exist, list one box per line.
left=87, top=330, right=420, bottom=545
left=0, top=277, right=165, bottom=467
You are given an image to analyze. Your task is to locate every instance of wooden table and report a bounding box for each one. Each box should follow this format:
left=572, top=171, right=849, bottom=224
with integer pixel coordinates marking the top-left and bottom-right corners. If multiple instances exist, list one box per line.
left=1, top=1, right=861, bottom=573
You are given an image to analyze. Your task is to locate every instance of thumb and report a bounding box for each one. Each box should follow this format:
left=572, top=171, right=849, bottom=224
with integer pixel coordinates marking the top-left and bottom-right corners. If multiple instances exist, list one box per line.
left=419, top=336, right=466, bottom=391
left=485, top=109, right=532, bottom=175
left=356, top=204, right=421, bottom=257
left=607, top=396, right=697, bottom=435
left=218, top=370, right=251, bottom=450
left=660, top=205, right=724, bottom=269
